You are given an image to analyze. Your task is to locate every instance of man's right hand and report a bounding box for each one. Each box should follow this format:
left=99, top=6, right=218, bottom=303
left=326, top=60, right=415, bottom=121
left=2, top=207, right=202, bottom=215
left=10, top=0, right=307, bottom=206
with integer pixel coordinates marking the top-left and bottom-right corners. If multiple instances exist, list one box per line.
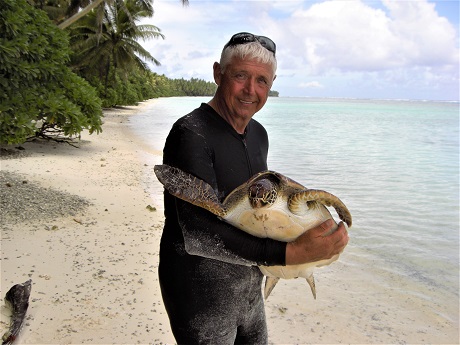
left=285, top=219, right=349, bottom=265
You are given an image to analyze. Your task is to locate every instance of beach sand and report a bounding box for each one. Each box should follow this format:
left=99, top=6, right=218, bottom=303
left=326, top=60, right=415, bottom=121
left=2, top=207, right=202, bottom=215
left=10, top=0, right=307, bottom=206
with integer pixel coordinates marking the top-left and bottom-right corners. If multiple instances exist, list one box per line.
left=1, top=100, right=458, bottom=344
left=1, top=102, right=174, bottom=344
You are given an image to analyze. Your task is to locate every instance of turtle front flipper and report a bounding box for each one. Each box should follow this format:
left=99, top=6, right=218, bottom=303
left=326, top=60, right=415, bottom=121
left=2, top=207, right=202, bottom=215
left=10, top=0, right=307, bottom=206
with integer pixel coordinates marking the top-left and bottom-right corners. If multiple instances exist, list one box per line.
left=289, top=189, right=352, bottom=227
left=154, top=165, right=226, bottom=217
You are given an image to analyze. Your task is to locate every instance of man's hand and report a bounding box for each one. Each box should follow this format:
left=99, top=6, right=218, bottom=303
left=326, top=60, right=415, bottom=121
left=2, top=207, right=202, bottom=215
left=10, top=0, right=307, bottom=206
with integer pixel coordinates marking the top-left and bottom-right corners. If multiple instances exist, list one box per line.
left=285, top=219, right=349, bottom=265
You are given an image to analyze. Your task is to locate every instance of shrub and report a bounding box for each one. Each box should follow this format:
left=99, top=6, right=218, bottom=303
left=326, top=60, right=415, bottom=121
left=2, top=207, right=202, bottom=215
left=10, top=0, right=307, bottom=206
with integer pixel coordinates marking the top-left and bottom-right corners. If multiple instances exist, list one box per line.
left=0, top=0, right=103, bottom=145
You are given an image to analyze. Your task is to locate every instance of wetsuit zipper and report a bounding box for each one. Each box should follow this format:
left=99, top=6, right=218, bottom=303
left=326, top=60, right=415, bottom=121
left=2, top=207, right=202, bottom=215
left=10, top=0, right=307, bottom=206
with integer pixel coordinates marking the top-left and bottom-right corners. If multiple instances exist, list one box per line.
left=241, top=137, right=253, bottom=177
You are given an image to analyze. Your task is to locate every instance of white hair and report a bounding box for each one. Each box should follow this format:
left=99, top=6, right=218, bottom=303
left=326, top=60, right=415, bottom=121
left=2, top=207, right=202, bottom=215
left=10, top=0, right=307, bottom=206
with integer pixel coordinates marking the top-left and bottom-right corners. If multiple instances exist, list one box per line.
left=219, top=42, right=277, bottom=75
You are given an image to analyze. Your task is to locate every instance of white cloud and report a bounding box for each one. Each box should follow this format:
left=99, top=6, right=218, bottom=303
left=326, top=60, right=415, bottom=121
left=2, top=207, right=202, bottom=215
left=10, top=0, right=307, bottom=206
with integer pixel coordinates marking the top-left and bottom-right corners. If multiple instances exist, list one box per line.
left=299, top=81, right=324, bottom=88
left=383, top=0, right=458, bottom=66
left=276, top=0, right=458, bottom=74
left=138, top=0, right=459, bottom=100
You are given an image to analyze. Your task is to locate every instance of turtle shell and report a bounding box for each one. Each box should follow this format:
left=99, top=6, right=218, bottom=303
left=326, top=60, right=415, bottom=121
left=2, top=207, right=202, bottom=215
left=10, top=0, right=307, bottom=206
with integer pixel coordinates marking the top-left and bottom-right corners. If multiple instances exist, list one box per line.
left=221, top=171, right=347, bottom=280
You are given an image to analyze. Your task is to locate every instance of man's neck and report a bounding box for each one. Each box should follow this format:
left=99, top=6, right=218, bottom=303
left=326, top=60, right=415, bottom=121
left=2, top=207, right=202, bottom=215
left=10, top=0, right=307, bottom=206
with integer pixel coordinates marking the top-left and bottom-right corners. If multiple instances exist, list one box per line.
left=208, top=98, right=248, bottom=134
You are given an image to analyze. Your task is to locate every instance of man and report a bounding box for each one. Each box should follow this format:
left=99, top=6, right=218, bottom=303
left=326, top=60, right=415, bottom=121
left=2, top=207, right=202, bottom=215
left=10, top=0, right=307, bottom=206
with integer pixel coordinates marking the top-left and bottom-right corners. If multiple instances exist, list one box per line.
left=158, top=32, right=349, bottom=344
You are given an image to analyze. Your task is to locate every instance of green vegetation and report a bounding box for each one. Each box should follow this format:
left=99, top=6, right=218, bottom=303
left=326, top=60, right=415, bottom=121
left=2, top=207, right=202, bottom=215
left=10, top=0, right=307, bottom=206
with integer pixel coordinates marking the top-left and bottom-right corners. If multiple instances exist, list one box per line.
left=68, top=0, right=163, bottom=107
left=157, top=77, right=217, bottom=98
left=0, top=0, right=102, bottom=145
left=0, top=0, right=275, bottom=145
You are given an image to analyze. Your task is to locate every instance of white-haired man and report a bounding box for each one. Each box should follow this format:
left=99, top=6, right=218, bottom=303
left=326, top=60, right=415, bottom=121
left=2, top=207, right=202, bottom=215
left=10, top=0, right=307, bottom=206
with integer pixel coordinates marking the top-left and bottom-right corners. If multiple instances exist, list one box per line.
left=158, top=32, right=349, bottom=344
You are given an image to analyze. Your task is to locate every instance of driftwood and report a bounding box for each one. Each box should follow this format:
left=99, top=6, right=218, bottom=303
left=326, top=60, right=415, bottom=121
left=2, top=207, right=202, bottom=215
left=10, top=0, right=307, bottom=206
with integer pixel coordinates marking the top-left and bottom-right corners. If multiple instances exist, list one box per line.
left=27, top=122, right=81, bottom=148
left=2, top=280, right=32, bottom=345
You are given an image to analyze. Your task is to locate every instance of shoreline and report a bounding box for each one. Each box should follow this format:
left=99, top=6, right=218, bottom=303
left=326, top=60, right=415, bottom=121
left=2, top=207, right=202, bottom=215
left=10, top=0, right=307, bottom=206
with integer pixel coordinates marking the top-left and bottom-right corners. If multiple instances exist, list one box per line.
left=1, top=98, right=458, bottom=344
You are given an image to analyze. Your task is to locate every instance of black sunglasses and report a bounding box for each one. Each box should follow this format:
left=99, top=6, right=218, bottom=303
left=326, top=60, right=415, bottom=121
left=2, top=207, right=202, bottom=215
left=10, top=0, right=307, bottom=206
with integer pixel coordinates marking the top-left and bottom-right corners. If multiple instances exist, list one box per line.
left=224, top=32, right=276, bottom=55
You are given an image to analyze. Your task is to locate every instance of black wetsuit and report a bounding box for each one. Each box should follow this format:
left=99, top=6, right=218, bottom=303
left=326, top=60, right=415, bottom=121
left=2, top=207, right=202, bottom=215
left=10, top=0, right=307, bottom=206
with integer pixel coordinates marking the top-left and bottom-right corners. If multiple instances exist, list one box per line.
left=159, top=103, right=286, bottom=344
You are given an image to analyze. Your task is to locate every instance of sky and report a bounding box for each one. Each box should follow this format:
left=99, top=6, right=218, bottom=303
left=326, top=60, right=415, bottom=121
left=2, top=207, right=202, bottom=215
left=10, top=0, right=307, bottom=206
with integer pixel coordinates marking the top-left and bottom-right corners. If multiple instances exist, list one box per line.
left=140, top=0, right=459, bottom=101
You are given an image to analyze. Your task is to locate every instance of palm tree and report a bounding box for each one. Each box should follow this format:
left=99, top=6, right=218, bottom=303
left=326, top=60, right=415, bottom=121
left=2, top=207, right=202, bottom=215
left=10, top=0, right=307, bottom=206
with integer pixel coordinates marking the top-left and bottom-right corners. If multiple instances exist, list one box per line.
left=58, top=0, right=188, bottom=29
left=69, top=0, right=164, bottom=94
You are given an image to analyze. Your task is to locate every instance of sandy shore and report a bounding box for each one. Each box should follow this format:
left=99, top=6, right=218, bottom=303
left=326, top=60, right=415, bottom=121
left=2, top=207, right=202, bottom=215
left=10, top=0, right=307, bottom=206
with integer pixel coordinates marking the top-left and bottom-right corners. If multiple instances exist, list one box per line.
left=1, top=99, right=458, bottom=344
left=1, top=102, right=174, bottom=344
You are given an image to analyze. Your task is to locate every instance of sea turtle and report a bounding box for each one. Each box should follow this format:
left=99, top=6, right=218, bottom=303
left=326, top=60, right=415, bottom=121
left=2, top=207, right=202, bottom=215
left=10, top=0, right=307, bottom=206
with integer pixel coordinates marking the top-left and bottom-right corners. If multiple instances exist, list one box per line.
left=154, top=164, right=352, bottom=299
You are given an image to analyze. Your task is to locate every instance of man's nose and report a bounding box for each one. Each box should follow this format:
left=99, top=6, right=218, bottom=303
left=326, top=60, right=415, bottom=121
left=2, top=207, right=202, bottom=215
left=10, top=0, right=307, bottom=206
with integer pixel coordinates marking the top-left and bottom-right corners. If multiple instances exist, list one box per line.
left=244, top=78, right=256, bottom=94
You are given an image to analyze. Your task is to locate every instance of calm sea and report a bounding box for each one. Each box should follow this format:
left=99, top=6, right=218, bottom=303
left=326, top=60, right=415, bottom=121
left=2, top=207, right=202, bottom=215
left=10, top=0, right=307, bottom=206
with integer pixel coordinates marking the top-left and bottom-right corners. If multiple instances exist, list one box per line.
left=129, top=97, right=459, bottom=336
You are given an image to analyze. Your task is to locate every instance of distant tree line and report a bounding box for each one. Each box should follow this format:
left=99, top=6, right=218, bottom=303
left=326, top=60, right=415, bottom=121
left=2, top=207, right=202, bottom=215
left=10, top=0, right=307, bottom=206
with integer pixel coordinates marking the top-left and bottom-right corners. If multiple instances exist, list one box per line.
left=94, top=72, right=218, bottom=107
left=0, top=0, right=275, bottom=145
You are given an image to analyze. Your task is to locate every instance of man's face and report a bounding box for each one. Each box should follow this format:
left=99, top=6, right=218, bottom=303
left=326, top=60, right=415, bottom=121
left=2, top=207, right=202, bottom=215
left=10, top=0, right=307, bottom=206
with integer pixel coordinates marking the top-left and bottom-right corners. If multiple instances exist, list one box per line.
left=213, top=56, right=276, bottom=122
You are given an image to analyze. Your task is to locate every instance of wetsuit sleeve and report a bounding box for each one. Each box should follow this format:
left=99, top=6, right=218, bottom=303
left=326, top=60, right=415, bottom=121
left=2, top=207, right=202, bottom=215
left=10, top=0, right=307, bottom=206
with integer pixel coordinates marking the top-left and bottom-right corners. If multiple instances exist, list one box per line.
left=164, top=124, right=286, bottom=267
left=177, top=199, right=286, bottom=266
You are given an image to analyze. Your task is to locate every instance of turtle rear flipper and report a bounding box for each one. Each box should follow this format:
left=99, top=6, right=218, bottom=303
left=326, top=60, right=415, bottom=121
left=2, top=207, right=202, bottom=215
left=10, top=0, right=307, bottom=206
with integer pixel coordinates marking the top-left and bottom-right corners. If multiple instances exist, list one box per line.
left=306, top=274, right=316, bottom=299
left=264, top=277, right=280, bottom=299
left=154, top=165, right=226, bottom=217
left=264, top=275, right=316, bottom=300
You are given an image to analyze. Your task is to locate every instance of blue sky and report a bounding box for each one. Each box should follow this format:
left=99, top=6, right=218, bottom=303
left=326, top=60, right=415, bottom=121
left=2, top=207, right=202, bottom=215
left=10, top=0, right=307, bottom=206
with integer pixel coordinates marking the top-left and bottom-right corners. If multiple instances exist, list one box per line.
left=141, top=0, right=459, bottom=101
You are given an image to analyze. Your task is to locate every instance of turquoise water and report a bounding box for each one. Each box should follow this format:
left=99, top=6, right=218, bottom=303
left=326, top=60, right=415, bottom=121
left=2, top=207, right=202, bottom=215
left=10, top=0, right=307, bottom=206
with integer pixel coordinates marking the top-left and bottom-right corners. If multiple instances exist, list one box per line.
left=129, top=97, right=459, bottom=337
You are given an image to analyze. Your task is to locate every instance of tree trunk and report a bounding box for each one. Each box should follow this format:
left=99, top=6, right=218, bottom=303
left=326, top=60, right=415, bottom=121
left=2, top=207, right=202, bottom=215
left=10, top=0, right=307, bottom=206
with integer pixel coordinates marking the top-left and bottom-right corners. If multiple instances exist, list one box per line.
left=58, top=0, right=106, bottom=29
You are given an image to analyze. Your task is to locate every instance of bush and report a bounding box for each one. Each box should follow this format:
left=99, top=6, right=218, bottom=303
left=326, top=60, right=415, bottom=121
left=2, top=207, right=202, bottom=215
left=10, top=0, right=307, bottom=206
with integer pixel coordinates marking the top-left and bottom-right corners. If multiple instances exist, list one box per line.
left=0, top=0, right=103, bottom=145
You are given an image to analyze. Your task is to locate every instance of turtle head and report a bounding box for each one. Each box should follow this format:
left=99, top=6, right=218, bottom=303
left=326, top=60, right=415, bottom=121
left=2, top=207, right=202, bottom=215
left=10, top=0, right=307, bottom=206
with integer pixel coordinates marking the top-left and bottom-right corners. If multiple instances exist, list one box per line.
left=248, top=178, right=278, bottom=208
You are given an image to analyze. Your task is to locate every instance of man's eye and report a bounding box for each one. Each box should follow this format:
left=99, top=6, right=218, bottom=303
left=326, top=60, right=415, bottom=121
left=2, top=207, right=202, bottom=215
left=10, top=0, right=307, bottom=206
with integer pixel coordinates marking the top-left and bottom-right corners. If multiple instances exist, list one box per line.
left=258, top=78, right=268, bottom=85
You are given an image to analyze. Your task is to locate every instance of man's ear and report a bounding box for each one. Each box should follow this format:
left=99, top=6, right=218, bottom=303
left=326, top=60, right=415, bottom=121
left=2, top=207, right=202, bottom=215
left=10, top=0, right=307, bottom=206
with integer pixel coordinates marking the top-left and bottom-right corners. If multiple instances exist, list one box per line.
left=213, top=62, right=222, bottom=85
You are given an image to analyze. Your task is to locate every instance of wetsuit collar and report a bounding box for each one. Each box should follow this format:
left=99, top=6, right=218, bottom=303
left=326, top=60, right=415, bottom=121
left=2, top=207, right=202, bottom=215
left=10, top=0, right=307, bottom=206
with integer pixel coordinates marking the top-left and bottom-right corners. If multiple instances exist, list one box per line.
left=202, top=103, right=250, bottom=139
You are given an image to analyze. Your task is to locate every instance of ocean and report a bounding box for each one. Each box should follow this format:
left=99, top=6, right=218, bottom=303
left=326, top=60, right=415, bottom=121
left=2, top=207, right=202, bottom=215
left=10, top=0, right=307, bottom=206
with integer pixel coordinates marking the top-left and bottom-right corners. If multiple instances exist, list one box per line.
left=129, top=96, right=459, bottom=342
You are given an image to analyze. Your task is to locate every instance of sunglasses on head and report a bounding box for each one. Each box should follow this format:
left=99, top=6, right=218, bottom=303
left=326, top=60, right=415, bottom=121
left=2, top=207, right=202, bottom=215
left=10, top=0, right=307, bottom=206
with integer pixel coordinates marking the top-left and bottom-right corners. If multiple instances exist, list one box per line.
left=224, top=32, right=276, bottom=55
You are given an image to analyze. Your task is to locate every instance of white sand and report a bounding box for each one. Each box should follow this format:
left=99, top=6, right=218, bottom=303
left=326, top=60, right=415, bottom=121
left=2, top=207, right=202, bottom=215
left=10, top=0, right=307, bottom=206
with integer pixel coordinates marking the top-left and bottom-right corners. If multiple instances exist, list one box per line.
left=1, top=100, right=458, bottom=344
left=1, top=104, right=173, bottom=344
